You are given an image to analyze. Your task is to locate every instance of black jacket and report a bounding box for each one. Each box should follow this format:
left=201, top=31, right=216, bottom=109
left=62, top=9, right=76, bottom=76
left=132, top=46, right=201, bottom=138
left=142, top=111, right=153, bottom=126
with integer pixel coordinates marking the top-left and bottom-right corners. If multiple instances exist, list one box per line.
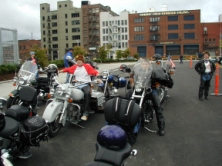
left=195, top=59, right=216, bottom=75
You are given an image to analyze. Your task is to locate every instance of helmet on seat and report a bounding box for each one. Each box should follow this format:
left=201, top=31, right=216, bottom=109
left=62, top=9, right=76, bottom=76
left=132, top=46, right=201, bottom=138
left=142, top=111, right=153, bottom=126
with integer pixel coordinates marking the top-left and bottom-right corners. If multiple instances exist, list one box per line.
left=97, top=125, right=127, bottom=150
left=47, top=64, right=58, bottom=77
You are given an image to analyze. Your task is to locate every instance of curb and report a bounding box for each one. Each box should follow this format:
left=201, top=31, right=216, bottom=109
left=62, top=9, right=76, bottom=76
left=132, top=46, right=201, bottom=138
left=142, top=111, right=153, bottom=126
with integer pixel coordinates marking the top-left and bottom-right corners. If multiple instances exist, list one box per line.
left=0, top=79, right=13, bottom=84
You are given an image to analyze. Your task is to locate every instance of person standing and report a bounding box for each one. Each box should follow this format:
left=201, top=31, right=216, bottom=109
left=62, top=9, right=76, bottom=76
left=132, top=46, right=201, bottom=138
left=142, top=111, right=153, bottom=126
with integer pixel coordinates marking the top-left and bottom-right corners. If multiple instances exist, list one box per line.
left=179, top=54, right=183, bottom=64
left=64, top=48, right=74, bottom=83
left=195, top=52, right=216, bottom=101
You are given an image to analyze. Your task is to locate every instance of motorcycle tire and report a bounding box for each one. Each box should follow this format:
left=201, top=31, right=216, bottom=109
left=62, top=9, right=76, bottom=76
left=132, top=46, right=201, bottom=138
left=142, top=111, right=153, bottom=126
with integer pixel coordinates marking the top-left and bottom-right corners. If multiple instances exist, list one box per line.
left=48, top=117, right=62, bottom=138
left=7, top=95, right=20, bottom=109
left=157, top=87, right=166, bottom=105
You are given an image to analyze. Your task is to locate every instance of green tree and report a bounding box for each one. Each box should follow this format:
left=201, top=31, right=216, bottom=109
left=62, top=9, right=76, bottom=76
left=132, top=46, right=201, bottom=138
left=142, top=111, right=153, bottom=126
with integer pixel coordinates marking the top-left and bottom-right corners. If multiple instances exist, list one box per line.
left=30, top=45, right=49, bottom=67
left=73, top=46, right=87, bottom=57
left=122, top=48, right=131, bottom=59
left=98, top=45, right=111, bottom=62
left=116, top=50, right=122, bottom=60
left=133, top=53, right=139, bottom=60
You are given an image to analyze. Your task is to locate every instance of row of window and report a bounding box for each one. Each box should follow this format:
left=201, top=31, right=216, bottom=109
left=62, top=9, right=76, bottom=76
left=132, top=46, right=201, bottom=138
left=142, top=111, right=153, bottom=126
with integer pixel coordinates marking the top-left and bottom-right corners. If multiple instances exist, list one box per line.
left=45, top=42, right=80, bottom=49
left=42, top=13, right=79, bottom=21
left=42, top=20, right=80, bottom=28
left=42, top=28, right=81, bottom=35
left=134, top=33, right=196, bottom=40
left=134, top=15, right=195, bottom=23
left=204, top=38, right=216, bottom=44
left=43, top=35, right=80, bottom=42
left=102, top=27, right=128, bottom=34
left=102, top=35, right=128, bottom=41
left=102, top=20, right=128, bottom=27
left=102, top=42, right=128, bottom=49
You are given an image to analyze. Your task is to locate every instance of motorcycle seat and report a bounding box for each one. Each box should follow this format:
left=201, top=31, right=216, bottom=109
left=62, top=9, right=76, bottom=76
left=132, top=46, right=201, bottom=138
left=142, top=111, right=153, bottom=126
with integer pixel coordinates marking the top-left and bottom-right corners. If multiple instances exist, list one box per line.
left=0, top=116, right=19, bottom=139
left=93, top=142, right=131, bottom=166
left=5, top=105, right=30, bottom=122
left=36, top=77, right=50, bottom=83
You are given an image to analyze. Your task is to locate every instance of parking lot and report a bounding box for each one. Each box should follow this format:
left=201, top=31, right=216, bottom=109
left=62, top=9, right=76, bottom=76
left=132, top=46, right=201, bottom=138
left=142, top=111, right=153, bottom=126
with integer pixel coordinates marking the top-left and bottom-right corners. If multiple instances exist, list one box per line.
left=2, top=61, right=222, bottom=166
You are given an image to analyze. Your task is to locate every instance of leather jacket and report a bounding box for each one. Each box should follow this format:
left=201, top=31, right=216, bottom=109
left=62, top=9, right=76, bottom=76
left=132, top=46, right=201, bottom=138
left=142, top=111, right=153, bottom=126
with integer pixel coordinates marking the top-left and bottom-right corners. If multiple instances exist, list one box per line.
left=195, top=59, right=216, bottom=75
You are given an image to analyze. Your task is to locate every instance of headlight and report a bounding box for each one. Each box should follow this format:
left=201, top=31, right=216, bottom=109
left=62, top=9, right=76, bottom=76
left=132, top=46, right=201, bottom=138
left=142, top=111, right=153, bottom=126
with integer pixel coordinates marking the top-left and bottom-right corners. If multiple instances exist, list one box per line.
left=135, top=84, right=143, bottom=92
left=18, top=78, right=26, bottom=85
left=55, top=87, right=64, bottom=95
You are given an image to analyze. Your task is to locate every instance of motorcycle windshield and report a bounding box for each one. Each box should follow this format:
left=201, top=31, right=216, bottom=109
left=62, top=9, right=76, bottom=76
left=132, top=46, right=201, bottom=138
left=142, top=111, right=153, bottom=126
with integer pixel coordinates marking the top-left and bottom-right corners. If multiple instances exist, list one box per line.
left=18, top=61, right=37, bottom=82
left=133, top=58, right=153, bottom=88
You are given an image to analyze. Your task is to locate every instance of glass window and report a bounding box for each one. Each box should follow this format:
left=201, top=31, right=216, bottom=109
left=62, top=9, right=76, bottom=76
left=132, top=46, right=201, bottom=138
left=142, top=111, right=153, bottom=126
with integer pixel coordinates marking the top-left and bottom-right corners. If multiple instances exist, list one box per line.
left=102, top=21, right=105, bottom=27
left=65, top=21, right=68, bottom=26
left=65, top=14, right=67, bottom=18
left=125, top=20, right=127, bottom=25
left=52, top=44, right=58, bottom=48
left=134, top=26, right=144, bottom=31
left=168, top=16, right=178, bottom=21
left=72, top=28, right=80, bottom=32
left=121, top=20, right=124, bottom=25
left=122, top=35, right=124, bottom=40
left=51, top=15, right=57, bottom=20
left=184, top=15, right=194, bottom=20
left=66, top=36, right=68, bottom=40
left=122, top=28, right=124, bottom=33
left=71, top=13, right=80, bottom=17
left=125, top=35, right=128, bottom=40
left=52, top=37, right=58, bottom=41
left=134, top=35, right=144, bottom=40
left=42, top=16, right=45, bottom=21
left=150, top=17, right=160, bottom=22
left=134, top=18, right=144, bottom=23
left=150, top=26, right=159, bottom=31
left=52, top=30, right=57, bottom=34
left=184, top=24, right=195, bottom=29
left=125, top=27, right=127, bottom=33
left=184, top=33, right=195, bottom=39
left=52, top=22, right=57, bottom=27
left=72, top=35, right=80, bottom=40
left=168, top=33, right=178, bottom=39
left=150, top=34, right=160, bottom=40
left=213, top=38, right=216, bottom=44
left=65, top=29, right=68, bottom=33
left=72, top=20, right=80, bottom=25
left=168, top=25, right=178, bottom=30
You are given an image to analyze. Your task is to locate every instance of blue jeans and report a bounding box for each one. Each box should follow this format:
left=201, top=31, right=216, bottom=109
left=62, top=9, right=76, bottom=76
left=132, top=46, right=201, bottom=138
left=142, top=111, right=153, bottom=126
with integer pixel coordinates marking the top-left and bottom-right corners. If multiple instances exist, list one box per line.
left=65, top=73, right=70, bottom=83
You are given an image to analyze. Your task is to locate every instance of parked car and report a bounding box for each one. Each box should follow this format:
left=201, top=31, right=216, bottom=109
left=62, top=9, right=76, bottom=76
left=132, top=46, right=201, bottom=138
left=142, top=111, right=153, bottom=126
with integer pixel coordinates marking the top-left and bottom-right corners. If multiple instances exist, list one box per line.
left=119, top=64, right=127, bottom=72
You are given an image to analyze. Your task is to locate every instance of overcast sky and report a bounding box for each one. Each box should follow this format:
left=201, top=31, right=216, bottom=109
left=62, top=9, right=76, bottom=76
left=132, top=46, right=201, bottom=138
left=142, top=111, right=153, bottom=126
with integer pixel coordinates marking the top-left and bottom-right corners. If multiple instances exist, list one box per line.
left=0, top=0, right=221, bottom=40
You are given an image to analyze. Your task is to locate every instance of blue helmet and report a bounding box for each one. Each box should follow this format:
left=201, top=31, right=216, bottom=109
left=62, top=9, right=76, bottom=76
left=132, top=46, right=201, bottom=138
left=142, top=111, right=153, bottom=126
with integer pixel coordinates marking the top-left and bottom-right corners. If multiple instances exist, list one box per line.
left=97, top=125, right=127, bottom=150
left=30, top=51, right=35, bottom=55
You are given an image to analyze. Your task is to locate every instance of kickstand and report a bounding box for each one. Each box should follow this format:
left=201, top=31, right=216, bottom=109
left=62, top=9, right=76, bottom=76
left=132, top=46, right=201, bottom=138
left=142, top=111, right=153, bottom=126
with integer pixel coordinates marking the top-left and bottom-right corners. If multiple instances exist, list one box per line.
left=144, top=126, right=157, bottom=133
left=73, top=123, right=85, bottom=129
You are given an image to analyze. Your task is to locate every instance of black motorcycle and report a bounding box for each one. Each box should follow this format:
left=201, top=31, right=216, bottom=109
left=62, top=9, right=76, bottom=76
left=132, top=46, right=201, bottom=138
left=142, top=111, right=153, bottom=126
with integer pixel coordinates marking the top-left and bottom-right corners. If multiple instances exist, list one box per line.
left=0, top=86, right=49, bottom=160
left=7, top=62, right=58, bottom=109
left=85, top=125, right=137, bottom=166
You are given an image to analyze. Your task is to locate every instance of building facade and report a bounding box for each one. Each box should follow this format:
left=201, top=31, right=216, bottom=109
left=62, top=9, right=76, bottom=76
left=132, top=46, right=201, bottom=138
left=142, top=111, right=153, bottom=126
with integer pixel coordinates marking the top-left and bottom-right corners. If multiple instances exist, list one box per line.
left=18, top=40, right=41, bottom=61
left=100, top=10, right=129, bottom=59
left=81, top=1, right=118, bottom=58
left=40, top=1, right=82, bottom=60
left=128, top=10, right=202, bottom=59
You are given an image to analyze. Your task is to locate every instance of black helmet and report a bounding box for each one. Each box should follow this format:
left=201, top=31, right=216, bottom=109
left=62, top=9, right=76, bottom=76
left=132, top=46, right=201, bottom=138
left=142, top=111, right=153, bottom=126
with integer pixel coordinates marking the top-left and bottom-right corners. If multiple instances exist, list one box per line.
left=153, top=54, right=162, bottom=60
left=97, top=125, right=127, bottom=150
left=47, top=64, right=58, bottom=76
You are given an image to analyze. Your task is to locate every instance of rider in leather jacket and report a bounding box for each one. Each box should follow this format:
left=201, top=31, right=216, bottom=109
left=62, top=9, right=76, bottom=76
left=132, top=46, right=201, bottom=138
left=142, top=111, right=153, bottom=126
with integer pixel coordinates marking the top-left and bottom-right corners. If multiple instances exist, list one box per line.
left=126, top=58, right=165, bottom=136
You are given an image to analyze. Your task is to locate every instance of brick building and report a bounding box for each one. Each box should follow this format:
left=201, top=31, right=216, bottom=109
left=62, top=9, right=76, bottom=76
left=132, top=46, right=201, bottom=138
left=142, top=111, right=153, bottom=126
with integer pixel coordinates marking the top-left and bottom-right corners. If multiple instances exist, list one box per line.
left=18, top=40, right=41, bottom=61
left=128, top=10, right=202, bottom=59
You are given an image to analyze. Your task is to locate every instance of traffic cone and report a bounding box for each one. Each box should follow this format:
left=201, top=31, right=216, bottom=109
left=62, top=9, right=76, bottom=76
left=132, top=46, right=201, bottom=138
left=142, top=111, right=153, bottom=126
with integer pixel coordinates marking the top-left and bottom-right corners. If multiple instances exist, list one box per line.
left=190, top=56, right=192, bottom=68
left=211, top=62, right=222, bottom=96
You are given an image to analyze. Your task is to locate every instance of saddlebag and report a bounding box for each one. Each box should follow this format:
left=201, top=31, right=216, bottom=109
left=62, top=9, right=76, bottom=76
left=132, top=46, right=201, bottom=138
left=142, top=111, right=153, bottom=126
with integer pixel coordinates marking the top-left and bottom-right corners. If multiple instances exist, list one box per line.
left=20, top=116, right=49, bottom=146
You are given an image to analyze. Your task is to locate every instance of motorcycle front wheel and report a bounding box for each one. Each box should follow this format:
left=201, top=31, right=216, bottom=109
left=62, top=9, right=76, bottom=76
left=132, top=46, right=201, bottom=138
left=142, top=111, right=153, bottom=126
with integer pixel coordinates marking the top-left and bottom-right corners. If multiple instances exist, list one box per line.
left=48, top=114, right=62, bottom=138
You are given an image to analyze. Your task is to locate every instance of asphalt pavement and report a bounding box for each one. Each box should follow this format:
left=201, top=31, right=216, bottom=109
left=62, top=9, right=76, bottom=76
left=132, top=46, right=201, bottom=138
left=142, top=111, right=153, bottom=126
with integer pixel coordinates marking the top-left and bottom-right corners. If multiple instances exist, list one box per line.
left=2, top=60, right=222, bottom=166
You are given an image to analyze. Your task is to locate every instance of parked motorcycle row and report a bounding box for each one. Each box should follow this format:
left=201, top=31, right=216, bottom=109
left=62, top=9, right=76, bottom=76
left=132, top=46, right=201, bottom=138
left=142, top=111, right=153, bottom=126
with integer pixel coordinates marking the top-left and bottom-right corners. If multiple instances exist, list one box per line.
left=0, top=57, right=175, bottom=166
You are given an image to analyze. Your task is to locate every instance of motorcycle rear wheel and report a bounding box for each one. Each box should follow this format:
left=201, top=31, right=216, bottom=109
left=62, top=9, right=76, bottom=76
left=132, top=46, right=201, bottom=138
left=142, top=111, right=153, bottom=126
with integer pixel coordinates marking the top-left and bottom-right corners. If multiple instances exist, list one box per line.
left=48, top=115, right=62, bottom=138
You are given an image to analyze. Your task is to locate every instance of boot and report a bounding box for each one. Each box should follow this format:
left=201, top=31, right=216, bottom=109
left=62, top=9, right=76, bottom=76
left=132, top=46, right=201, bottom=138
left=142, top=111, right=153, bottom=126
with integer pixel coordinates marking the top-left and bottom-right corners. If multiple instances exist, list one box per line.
left=204, top=88, right=209, bottom=100
left=158, top=128, right=165, bottom=136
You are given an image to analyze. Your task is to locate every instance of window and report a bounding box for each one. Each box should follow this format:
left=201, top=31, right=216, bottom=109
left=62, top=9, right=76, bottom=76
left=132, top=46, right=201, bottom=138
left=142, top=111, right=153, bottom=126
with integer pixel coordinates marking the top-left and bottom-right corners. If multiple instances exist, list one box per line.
left=72, top=20, right=80, bottom=25
left=106, top=29, right=108, bottom=34
left=150, top=17, right=160, bottom=22
left=66, top=43, right=68, bottom=48
left=52, top=30, right=57, bottom=34
left=134, top=26, right=144, bottom=31
left=125, top=27, right=127, bottom=33
left=184, top=33, right=195, bottom=39
left=65, top=14, right=67, bottom=18
left=125, top=20, right=127, bottom=25
left=125, top=35, right=128, bottom=40
left=168, top=16, right=178, bottom=21
left=66, top=36, right=68, bottom=40
left=122, top=35, right=124, bottom=40
left=134, top=35, right=144, bottom=40
left=168, top=33, right=178, bottom=39
left=209, top=38, right=212, bottom=44
left=184, top=15, right=194, bottom=20
left=71, top=13, right=80, bottom=17
left=103, top=29, right=105, bottom=34
left=122, top=28, right=124, bottom=33
left=134, top=18, right=144, bottom=23
left=42, top=16, right=45, bottom=21
left=51, top=15, right=57, bottom=20
left=59, top=5, right=61, bottom=8
left=102, top=21, right=105, bottom=27
left=150, top=34, right=160, bottom=40
left=43, top=38, right=45, bottom=42
left=213, top=38, right=216, bottom=44
left=65, top=21, right=68, bottom=26
left=65, top=29, right=68, bottom=33
left=43, top=23, right=45, bottom=28
left=42, top=7, right=44, bottom=10
left=52, top=37, right=58, bottom=41
left=118, top=20, right=120, bottom=26
left=150, top=26, right=159, bottom=31
left=72, top=35, right=80, bottom=40
left=184, top=45, right=198, bottom=55
left=52, top=44, right=58, bottom=48
left=72, top=28, right=80, bottom=32
left=84, top=31, right=87, bottom=36
left=168, top=25, right=178, bottom=30
left=43, top=31, right=45, bottom=35
left=65, top=4, right=67, bottom=7
left=52, top=22, right=57, bottom=27
left=121, top=20, right=124, bottom=25
left=184, top=24, right=195, bottom=29
left=103, top=36, right=105, bottom=41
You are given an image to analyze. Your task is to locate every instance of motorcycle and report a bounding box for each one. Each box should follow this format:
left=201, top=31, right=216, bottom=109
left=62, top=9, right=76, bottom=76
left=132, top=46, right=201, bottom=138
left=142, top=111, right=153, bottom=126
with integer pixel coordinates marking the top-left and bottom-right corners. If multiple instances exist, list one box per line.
left=7, top=62, right=59, bottom=109
left=85, top=125, right=137, bottom=166
left=0, top=86, right=49, bottom=161
left=7, top=61, right=38, bottom=108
